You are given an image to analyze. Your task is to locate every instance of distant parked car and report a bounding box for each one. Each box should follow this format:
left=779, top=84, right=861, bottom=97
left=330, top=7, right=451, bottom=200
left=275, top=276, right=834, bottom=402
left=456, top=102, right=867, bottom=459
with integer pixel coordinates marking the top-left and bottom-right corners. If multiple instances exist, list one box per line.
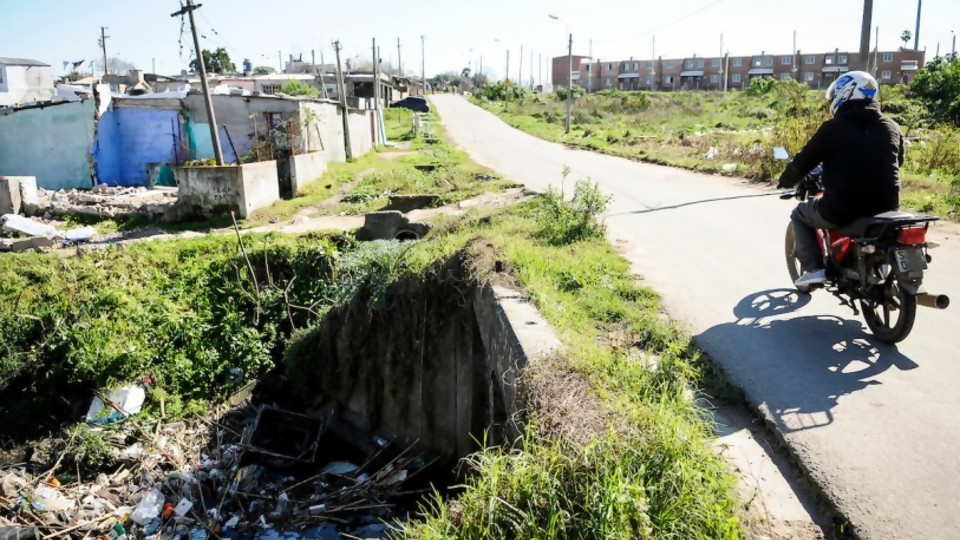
left=389, top=96, right=430, bottom=112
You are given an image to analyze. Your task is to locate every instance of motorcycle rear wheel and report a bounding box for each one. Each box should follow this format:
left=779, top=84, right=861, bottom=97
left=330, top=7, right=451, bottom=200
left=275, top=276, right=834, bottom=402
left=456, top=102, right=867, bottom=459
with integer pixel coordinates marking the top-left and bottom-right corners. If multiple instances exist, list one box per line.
left=860, top=279, right=917, bottom=344
left=784, top=223, right=811, bottom=293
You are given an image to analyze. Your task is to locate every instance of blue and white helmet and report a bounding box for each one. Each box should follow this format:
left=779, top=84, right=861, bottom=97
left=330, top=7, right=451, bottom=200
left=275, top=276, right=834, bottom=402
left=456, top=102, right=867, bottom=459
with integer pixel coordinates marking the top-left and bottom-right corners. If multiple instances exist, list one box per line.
left=826, top=71, right=879, bottom=116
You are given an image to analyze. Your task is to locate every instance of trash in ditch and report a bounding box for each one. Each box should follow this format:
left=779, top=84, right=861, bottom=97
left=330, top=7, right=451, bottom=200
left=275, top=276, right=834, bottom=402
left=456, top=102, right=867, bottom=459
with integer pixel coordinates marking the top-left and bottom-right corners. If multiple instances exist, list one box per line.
left=1, top=391, right=435, bottom=539
left=85, top=384, right=147, bottom=424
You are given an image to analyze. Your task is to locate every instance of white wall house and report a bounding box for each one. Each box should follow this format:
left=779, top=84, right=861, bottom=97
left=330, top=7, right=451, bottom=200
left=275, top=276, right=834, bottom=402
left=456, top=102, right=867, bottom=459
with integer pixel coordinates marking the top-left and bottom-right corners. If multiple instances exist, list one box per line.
left=0, top=57, right=55, bottom=107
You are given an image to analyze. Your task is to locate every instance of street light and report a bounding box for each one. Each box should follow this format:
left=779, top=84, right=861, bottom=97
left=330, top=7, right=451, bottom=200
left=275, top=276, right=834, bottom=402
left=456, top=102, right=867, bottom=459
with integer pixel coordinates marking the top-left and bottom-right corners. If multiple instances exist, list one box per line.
left=548, top=14, right=573, bottom=134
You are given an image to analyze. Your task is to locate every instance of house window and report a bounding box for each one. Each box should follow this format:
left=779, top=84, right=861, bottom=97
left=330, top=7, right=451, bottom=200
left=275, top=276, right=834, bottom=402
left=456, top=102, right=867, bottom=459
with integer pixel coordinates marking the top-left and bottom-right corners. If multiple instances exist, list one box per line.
left=665, top=60, right=675, bottom=69
left=731, top=74, right=741, bottom=83
left=710, top=74, right=720, bottom=83
left=825, top=56, right=835, bottom=65
left=606, top=78, right=612, bottom=87
left=607, top=63, right=613, bottom=70
left=805, top=55, right=816, bottom=64
left=646, top=76, right=654, bottom=85
left=781, top=56, right=792, bottom=65
left=634, top=62, right=639, bottom=70
left=763, top=57, right=773, bottom=66
left=712, top=58, right=721, bottom=67
left=882, top=70, right=892, bottom=80
left=838, top=55, right=848, bottom=64
left=647, top=61, right=654, bottom=69
left=883, top=52, right=894, bottom=62
left=780, top=73, right=792, bottom=81
left=732, top=57, right=742, bottom=67
left=586, top=64, right=591, bottom=72
left=262, top=84, right=281, bottom=94
left=804, top=72, right=815, bottom=82
left=684, top=61, right=693, bottom=69
left=664, top=75, right=674, bottom=85
left=696, top=59, right=704, bottom=68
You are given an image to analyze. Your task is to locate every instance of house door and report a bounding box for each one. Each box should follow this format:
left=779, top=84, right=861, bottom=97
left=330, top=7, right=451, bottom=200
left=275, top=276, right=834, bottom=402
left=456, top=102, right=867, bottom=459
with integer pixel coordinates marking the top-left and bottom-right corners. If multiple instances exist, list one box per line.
left=265, top=112, right=294, bottom=200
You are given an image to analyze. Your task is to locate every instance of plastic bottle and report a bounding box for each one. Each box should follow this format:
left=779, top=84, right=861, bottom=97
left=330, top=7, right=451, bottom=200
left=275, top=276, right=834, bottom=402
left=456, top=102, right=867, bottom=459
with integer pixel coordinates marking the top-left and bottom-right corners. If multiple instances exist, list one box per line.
left=131, top=489, right=164, bottom=525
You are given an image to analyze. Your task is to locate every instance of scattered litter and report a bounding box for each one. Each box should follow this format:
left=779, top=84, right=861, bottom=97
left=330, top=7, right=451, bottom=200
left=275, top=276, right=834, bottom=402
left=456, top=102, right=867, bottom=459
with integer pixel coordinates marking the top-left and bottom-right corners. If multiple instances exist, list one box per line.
left=322, top=461, right=359, bottom=475
left=704, top=147, right=719, bottom=160
left=86, top=385, right=147, bottom=424
left=1, top=393, right=432, bottom=539
left=722, top=163, right=738, bottom=172
left=64, top=226, right=97, bottom=242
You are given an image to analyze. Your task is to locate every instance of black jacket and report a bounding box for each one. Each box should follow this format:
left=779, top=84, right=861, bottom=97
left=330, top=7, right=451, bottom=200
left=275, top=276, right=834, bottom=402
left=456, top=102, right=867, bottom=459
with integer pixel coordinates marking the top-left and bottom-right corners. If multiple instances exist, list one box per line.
left=777, top=101, right=903, bottom=226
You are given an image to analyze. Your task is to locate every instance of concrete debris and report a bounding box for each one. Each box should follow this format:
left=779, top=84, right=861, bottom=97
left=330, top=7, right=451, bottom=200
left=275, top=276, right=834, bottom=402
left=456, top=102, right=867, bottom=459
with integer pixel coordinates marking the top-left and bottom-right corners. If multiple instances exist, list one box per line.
left=0, top=392, right=429, bottom=539
left=722, top=163, right=738, bottom=172
left=360, top=211, right=430, bottom=242
left=1, top=214, right=57, bottom=237
left=36, top=185, right=177, bottom=221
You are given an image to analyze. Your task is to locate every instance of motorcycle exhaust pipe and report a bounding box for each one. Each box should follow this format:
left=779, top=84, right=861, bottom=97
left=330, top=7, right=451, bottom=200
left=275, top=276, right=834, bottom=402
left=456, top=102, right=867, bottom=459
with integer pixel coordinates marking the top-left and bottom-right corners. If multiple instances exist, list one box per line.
left=916, top=293, right=950, bottom=310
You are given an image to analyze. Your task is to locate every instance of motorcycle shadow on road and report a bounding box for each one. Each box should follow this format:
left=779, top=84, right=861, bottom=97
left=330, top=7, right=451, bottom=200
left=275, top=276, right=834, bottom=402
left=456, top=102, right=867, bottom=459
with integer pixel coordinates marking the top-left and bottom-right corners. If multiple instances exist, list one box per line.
left=697, top=289, right=919, bottom=435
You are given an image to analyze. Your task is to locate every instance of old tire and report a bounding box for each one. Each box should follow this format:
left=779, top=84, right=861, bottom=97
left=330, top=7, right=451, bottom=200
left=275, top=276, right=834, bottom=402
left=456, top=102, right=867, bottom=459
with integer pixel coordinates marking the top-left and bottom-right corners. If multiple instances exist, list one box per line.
left=785, top=223, right=811, bottom=294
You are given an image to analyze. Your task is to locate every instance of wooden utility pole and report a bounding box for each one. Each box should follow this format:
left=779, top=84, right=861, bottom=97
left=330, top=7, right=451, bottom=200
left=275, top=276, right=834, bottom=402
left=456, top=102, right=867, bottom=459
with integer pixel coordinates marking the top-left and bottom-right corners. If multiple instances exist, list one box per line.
left=519, top=44, right=524, bottom=86
left=333, top=40, right=353, bottom=159
left=319, top=50, right=329, bottom=99
left=397, top=38, right=403, bottom=76
left=859, top=0, right=874, bottom=69
left=420, top=35, right=426, bottom=94
left=99, top=27, right=110, bottom=75
left=171, top=0, right=224, bottom=165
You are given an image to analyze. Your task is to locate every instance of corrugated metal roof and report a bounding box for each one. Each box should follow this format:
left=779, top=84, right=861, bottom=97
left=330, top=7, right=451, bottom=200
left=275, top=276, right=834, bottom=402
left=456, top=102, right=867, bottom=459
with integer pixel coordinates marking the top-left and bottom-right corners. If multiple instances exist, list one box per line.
left=0, top=57, right=50, bottom=67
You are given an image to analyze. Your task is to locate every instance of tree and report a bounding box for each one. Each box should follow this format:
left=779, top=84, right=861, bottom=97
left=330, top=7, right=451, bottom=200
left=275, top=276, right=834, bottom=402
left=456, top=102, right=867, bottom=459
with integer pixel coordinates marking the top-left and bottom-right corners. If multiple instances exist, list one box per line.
left=901, top=30, right=912, bottom=47
left=279, top=79, right=318, bottom=97
left=190, top=47, right=236, bottom=74
left=911, top=53, right=960, bottom=125
left=253, top=66, right=275, bottom=75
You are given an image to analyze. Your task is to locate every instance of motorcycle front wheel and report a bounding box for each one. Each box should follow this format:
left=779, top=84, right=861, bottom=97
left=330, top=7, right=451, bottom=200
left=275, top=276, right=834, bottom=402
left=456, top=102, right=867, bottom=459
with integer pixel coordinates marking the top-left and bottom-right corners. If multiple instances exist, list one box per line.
left=784, top=223, right=811, bottom=293
left=860, top=278, right=917, bottom=344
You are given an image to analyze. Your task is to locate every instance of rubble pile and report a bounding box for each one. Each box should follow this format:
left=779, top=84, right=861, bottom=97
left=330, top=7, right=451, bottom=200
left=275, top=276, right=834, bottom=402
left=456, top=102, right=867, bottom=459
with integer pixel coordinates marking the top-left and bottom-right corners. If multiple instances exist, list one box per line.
left=0, top=214, right=96, bottom=252
left=0, top=389, right=432, bottom=539
left=36, top=185, right=177, bottom=221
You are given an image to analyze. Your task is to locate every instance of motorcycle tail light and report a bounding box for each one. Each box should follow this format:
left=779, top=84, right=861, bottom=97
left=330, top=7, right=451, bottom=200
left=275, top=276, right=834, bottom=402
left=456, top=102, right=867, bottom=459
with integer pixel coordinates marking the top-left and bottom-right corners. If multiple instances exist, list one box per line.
left=897, top=227, right=926, bottom=245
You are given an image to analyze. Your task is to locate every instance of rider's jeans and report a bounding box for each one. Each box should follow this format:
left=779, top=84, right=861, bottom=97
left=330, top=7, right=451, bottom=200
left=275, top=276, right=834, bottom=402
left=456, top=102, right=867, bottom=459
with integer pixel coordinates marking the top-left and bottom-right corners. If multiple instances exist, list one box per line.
left=791, top=200, right=837, bottom=272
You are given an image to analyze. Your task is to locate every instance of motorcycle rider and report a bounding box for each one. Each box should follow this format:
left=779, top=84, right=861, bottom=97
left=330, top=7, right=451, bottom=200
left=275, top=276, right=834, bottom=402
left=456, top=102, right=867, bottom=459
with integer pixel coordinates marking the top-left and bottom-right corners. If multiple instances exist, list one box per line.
left=777, top=71, right=904, bottom=288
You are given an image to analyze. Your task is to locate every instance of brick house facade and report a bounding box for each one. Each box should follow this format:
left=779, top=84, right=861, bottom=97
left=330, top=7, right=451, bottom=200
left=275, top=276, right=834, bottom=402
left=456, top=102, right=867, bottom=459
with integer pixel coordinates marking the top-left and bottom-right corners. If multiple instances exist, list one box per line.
left=553, top=48, right=926, bottom=92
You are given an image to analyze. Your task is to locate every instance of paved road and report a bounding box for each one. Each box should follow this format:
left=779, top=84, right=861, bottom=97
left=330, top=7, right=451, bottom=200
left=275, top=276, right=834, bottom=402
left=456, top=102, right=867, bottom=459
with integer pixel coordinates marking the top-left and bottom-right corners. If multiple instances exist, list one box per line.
left=432, top=94, right=960, bottom=539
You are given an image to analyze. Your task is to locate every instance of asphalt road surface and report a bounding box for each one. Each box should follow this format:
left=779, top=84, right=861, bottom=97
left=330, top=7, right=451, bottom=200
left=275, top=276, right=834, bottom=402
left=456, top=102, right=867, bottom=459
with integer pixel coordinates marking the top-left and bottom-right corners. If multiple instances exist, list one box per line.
left=432, top=94, right=960, bottom=540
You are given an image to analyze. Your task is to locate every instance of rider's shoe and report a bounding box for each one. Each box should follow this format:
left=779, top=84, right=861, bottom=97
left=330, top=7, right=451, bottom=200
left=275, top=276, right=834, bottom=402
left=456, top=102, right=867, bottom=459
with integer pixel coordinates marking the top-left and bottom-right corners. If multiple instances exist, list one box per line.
left=795, top=269, right=827, bottom=288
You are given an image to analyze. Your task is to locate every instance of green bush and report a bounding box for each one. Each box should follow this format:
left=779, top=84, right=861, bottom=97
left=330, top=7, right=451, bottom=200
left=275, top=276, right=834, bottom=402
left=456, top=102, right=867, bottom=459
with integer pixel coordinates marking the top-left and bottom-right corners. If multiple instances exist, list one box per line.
left=538, top=173, right=612, bottom=246
left=279, top=79, right=319, bottom=97
left=745, top=76, right=777, bottom=96
left=554, top=85, right=586, bottom=101
left=911, top=53, right=960, bottom=126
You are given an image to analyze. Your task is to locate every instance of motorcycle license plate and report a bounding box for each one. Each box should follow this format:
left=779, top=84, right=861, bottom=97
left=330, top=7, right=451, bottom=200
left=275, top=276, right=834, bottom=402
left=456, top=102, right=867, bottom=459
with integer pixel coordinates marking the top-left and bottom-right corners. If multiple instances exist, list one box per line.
left=894, top=247, right=927, bottom=273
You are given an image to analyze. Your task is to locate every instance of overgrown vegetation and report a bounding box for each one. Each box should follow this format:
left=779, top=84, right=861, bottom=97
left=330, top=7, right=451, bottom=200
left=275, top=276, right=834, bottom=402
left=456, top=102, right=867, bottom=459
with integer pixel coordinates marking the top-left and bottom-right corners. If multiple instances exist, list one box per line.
left=279, top=79, right=319, bottom=98
left=476, top=71, right=960, bottom=219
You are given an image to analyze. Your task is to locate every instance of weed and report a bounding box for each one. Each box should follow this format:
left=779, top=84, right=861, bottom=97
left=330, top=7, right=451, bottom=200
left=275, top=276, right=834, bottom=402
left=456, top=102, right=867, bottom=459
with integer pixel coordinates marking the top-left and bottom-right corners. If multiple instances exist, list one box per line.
left=537, top=176, right=612, bottom=246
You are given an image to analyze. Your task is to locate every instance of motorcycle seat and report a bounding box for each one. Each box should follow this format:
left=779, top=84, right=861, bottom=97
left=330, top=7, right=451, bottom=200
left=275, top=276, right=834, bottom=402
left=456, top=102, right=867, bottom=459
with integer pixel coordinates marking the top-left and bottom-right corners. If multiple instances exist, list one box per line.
left=836, top=211, right=918, bottom=237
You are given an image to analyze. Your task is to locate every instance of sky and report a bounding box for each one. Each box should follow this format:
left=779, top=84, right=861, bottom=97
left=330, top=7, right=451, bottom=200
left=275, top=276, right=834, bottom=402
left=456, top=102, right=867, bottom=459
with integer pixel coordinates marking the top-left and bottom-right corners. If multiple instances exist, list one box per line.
left=1, top=0, right=958, bottom=82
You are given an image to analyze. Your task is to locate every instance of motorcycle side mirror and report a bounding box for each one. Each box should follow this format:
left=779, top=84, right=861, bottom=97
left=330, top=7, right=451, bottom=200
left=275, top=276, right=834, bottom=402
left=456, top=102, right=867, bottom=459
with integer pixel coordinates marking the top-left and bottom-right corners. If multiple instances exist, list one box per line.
left=773, top=146, right=789, bottom=161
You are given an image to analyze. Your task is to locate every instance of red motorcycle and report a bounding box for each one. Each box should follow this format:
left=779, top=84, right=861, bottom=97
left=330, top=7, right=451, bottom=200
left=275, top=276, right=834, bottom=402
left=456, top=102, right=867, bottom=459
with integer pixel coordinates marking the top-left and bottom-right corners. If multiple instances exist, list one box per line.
left=782, top=166, right=949, bottom=343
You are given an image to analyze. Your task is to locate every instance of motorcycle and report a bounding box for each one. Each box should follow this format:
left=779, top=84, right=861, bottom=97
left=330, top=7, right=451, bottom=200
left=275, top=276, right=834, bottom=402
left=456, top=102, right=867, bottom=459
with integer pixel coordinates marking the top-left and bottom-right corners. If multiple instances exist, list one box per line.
left=776, top=148, right=950, bottom=343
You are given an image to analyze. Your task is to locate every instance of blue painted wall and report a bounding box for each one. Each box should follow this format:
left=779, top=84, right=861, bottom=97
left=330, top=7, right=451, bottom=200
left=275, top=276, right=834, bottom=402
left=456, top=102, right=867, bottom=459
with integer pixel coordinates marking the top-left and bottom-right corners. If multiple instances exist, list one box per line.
left=94, top=106, right=184, bottom=186
left=0, top=100, right=95, bottom=190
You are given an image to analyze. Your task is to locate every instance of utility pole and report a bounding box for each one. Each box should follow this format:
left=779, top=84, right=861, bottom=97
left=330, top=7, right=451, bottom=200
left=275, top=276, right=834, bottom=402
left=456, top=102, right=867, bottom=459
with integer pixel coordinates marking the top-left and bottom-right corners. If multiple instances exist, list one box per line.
left=952, top=31, right=956, bottom=55
left=588, top=39, right=594, bottom=93
left=519, top=44, right=524, bottom=87
left=99, top=26, right=110, bottom=75
left=152, top=58, right=156, bottom=74
left=171, top=1, right=224, bottom=166
left=319, top=50, right=329, bottom=99
left=278, top=50, right=283, bottom=73
left=332, top=40, right=353, bottom=159
left=914, top=0, right=922, bottom=50
left=397, top=38, right=402, bottom=76
left=530, top=48, right=534, bottom=89
left=793, top=30, right=799, bottom=81
left=505, top=49, right=510, bottom=112
left=860, top=0, right=874, bottom=70
left=651, top=35, right=657, bottom=91
left=420, top=35, right=426, bottom=94
left=565, top=33, right=572, bottom=134
left=538, top=52, right=542, bottom=89
left=873, top=27, right=880, bottom=76
left=719, top=33, right=724, bottom=90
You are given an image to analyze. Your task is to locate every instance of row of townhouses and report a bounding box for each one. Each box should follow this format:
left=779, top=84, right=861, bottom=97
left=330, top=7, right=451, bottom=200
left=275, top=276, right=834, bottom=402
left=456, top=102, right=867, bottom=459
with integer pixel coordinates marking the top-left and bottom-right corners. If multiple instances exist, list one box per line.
left=551, top=48, right=926, bottom=92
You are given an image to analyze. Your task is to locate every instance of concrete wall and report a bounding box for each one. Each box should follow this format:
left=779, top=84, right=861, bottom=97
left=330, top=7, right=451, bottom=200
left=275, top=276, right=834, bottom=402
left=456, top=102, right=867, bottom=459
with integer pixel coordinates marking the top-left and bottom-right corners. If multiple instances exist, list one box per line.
left=347, top=110, right=376, bottom=157
left=286, top=275, right=562, bottom=462
left=94, top=99, right=185, bottom=186
left=183, top=93, right=301, bottom=163
left=0, top=64, right=56, bottom=106
left=175, top=161, right=279, bottom=218
left=290, top=151, right=327, bottom=195
left=298, top=101, right=346, bottom=163
left=0, top=100, right=94, bottom=190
